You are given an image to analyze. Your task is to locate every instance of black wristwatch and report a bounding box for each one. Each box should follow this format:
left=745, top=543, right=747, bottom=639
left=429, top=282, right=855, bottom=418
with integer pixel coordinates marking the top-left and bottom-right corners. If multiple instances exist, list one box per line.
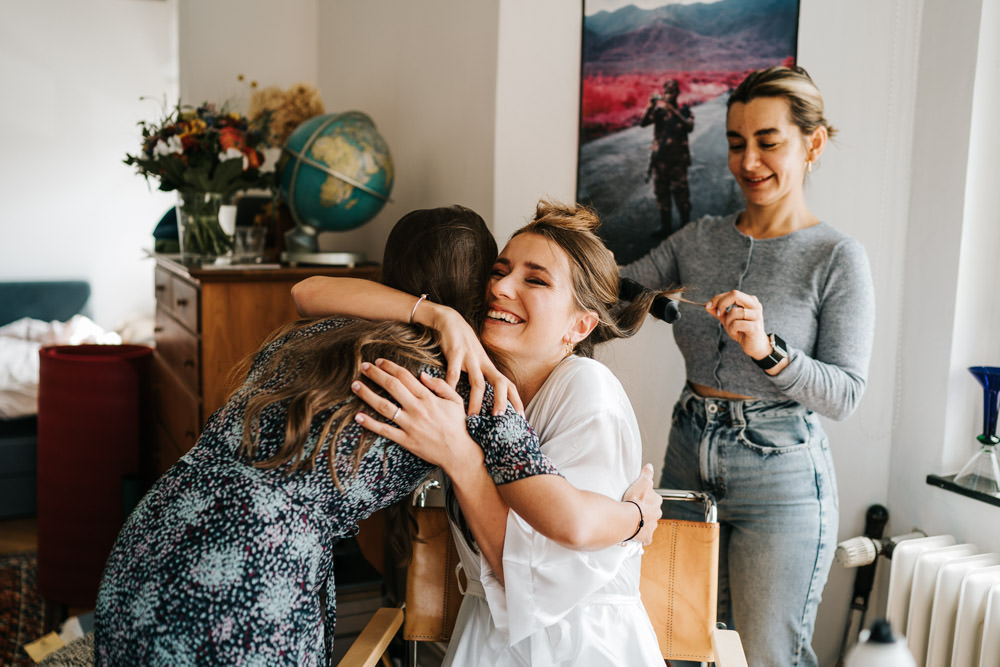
left=753, top=333, right=788, bottom=370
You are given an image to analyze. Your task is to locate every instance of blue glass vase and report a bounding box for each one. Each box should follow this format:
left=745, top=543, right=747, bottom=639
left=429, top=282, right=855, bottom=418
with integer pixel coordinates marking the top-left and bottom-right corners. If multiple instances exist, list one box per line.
left=954, top=366, right=1000, bottom=495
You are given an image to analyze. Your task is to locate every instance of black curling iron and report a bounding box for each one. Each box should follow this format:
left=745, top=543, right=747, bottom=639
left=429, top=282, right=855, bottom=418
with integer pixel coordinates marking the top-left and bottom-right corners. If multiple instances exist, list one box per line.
left=618, top=277, right=681, bottom=324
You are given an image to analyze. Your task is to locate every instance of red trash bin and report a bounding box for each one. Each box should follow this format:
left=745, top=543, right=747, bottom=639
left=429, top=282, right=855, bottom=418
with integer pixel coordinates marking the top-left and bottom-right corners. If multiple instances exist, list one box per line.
left=36, top=344, right=152, bottom=609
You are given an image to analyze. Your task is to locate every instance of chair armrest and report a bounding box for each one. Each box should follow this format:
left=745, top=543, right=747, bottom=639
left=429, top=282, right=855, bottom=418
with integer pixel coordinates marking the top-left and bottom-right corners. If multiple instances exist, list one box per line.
left=712, top=627, right=749, bottom=667
left=338, top=607, right=404, bottom=667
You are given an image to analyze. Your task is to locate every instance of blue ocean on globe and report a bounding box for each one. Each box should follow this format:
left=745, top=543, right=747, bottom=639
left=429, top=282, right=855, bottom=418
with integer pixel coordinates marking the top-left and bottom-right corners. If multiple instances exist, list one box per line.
left=280, top=111, right=394, bottom=232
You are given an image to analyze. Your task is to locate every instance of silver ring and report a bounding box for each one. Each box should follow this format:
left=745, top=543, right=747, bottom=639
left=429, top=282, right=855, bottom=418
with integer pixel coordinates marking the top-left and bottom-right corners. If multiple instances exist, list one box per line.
left=392, top=406, right=401, bottom=422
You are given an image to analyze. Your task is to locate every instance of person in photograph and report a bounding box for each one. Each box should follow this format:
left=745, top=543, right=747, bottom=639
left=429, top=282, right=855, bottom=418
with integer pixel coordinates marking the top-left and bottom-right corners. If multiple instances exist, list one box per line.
left=641, top=78, right=694, bottom=238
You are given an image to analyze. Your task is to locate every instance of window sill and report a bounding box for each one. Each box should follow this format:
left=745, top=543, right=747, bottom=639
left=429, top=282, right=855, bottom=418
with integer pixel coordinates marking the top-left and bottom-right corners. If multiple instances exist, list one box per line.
left=926, top=474, right=1000, bottom=508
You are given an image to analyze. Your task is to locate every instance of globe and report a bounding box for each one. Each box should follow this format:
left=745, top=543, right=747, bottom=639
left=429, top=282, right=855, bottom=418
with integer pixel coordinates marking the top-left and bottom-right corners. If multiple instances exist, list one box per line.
left=280, top=111, right=394, bottom=238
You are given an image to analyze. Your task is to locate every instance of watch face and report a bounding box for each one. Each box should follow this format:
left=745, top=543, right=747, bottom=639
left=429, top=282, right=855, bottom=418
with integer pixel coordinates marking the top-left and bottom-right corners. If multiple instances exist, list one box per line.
left=769, top=334, right=788, bottom=359
left=755, top=333, right=788, bottom=369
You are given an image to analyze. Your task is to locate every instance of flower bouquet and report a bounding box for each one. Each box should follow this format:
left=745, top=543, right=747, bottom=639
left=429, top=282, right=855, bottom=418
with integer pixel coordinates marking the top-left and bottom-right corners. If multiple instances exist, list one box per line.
left=125, top=100, right=274, bottom=262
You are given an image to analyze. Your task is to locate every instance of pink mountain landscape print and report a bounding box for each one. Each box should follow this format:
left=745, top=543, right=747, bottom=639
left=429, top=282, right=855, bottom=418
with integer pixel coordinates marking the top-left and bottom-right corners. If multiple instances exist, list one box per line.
left=577, top=0, right=798, bottom=263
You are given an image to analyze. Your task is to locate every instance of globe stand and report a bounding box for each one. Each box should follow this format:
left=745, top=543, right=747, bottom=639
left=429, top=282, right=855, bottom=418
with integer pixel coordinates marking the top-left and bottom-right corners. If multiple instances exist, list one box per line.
left=281, top=224, right=366, bottom=267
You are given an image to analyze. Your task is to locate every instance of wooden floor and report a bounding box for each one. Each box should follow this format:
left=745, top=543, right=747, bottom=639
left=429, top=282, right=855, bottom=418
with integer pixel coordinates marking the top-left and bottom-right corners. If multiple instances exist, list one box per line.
left=0, top=515, right=37, bottom=554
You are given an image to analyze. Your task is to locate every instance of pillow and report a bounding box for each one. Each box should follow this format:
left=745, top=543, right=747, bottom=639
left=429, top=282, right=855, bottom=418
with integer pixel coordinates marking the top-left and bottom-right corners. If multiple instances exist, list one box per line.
left=0, top=316, right=121, bottom=419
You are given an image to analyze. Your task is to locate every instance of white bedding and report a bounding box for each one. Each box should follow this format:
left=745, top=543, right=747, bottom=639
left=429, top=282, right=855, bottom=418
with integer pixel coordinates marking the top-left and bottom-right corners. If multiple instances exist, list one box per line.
left=0, top=315, right=122, bottom=419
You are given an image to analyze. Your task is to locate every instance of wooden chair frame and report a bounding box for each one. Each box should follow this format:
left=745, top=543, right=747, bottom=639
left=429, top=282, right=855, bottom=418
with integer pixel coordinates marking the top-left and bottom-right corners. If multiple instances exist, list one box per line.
left=340, top=488, right=747, bottom=667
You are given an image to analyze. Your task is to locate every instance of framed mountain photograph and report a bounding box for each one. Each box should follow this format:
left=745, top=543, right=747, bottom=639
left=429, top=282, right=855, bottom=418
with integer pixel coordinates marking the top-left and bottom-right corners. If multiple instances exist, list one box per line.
left=576, top=0, right=800, bottom=264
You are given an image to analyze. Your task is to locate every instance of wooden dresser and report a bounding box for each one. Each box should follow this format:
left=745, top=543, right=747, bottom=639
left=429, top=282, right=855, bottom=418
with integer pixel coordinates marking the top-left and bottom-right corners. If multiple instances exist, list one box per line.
left=150, top=256, right=380, bottom=478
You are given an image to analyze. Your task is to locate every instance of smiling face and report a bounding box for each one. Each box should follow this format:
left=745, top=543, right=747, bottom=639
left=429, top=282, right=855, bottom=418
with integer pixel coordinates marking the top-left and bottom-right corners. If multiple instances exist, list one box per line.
left=480, top=232, right=597, bottom=377
left=726, top=96, right=825, bottom=210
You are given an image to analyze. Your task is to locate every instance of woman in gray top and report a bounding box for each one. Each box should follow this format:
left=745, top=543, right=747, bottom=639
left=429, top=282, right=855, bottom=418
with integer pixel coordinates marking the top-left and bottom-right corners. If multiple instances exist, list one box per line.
left=622, top=66, right=875, bottom=667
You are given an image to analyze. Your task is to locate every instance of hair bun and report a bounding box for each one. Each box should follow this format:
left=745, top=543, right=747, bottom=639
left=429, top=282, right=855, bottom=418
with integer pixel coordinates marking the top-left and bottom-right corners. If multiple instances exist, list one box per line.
left=533, top=199, right=601, bottom=233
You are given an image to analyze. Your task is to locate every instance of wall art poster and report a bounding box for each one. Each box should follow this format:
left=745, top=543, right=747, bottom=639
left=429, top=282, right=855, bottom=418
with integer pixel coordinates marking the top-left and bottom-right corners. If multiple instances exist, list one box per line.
left=577, top=0, right=800, bottom=265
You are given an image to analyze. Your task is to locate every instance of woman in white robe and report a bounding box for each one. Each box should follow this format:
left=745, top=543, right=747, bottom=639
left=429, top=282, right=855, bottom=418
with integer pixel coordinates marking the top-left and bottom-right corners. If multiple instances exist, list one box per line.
left=443, top=355, right=661, bottom=665
left=341, top=201, right=669, bottom=666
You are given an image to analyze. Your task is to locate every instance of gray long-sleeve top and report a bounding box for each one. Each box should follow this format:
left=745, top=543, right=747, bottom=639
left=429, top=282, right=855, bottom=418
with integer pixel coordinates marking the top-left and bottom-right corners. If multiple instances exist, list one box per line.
left=621, top=212, right=875, bottom=420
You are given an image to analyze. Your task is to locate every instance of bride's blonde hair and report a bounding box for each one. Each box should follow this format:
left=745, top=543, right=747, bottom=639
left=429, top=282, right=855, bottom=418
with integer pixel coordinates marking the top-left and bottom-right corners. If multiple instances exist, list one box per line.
left=513, top=199, right=672, bottom=357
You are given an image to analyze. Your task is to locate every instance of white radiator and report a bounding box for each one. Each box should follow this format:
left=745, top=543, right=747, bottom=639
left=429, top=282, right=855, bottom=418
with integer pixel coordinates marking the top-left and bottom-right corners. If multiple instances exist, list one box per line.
left=883, top=534, right=1000, bottom=667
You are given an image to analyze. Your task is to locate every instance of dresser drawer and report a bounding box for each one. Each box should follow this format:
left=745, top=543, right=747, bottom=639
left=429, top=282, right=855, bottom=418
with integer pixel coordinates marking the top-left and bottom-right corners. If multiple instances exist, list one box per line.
left=154, top=307, right=200, bottom=395
left=151, top=354, right=200, bottom=464
left=170, top=276, right=200, bottom=333
left=154, top=265, right=173, bottom=310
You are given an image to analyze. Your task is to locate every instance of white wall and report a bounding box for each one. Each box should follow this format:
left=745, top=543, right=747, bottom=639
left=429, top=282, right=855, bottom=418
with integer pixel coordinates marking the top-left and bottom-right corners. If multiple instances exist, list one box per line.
left=892, top=0, right=1000, bottom=572
left=178, top=0, right=319, bottom=113
left=312, top=0, right=501, bottom=261
left=0, top=0, right=179, bottom=330
left=493, top=0, right=583, bottom=233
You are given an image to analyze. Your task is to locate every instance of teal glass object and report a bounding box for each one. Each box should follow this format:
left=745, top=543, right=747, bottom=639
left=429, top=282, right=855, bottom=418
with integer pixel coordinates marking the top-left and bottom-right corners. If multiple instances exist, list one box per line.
left=954, top=366, right=1000, bottom=495
left=279, top=112, right=394, bottom=241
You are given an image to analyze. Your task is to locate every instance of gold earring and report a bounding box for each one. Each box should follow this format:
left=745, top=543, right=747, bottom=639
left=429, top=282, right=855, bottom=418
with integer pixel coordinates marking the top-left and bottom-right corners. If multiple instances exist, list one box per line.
left=806, top=160, right=813, bottom=174
left=564, top=341, right=574, bottom=356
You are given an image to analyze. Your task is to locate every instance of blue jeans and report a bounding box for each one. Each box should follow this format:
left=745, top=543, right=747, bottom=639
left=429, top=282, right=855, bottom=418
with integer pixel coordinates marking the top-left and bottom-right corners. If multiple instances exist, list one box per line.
left=660, top=386, right=838, bottom=667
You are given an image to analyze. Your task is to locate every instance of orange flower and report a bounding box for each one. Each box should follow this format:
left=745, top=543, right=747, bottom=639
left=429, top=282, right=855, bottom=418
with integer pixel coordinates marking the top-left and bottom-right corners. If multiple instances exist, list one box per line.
left=219, top=126, right=245, bottom=151
left=180, top=133, right=200, bottom=151
left=245, top=148, right=262, bottom=169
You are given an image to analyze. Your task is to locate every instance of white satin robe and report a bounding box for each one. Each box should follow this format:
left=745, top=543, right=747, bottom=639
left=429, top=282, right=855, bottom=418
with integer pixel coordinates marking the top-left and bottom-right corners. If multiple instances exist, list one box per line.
left=441, top=356, right=662, bottom=666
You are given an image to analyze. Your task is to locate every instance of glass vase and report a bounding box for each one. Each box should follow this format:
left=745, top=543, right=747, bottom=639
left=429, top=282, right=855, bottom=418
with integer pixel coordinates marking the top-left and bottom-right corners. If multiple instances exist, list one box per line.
left=175, top=191, right=236, bottom=264
left=954, top=366, right=1000, bottom=495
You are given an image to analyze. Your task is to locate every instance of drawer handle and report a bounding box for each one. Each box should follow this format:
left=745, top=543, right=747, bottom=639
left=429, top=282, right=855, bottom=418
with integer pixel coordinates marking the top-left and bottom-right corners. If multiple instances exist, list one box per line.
left=153, top=326, right=164, bottom=333
left=183, top=359, right=195, bottom=368
left=176, top=298, right=189, bottom=307
left=155, top=284, right=166, bottom=292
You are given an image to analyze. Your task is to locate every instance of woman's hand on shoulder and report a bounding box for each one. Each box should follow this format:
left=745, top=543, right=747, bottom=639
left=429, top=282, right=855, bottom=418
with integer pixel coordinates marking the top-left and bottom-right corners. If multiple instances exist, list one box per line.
left=352, top=358, right=482, bottom=474
left=416, top=302, right=523, bottom=416
left=622, top=463, right=662, bottom=545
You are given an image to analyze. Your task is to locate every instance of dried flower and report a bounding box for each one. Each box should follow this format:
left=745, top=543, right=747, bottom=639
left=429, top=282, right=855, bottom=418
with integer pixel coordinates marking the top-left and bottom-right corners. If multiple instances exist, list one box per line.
left=248, top=82, right=325, bottom=147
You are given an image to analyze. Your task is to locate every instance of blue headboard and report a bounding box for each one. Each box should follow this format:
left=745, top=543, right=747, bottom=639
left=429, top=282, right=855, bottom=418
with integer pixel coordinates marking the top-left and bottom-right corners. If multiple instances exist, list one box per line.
left=0, top=280, right=91, bottom=327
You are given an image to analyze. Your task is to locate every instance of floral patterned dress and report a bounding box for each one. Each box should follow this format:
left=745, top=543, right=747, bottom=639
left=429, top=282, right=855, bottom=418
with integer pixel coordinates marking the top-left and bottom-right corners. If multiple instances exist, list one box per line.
left=94, top=318, right=556, bottom=666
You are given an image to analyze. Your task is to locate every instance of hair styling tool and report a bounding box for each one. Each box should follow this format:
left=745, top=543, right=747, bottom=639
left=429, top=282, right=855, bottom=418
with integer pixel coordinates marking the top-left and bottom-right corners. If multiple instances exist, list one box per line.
left=618, top=277, right=681, bottom=324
